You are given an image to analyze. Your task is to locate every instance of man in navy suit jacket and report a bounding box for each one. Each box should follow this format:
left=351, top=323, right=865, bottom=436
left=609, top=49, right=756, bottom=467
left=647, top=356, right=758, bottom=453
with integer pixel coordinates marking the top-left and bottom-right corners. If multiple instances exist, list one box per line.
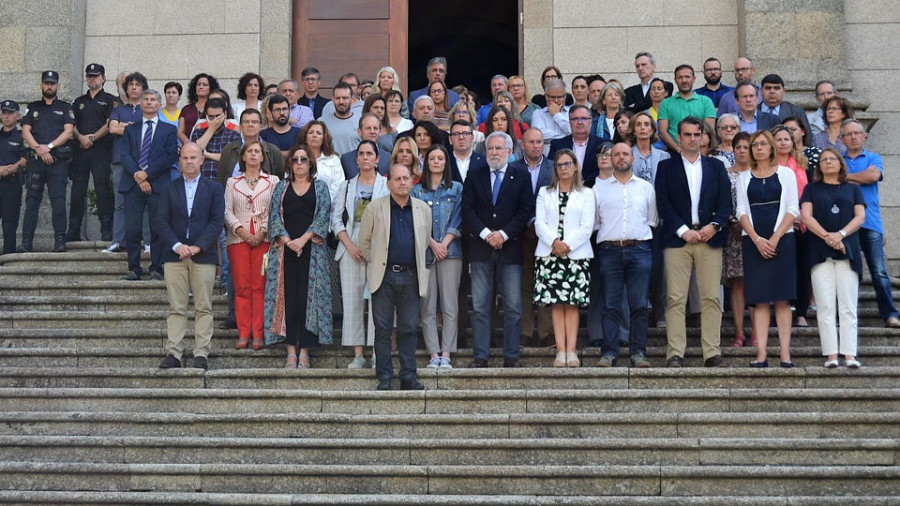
left=548, top=105, right=603, bottom=186
left=447, top=120, right=487, bottom=183
left=654, top=116, right=730, bottom=368
left=120, top=90, right=177, bottom=280
left=154, top=142, right=225, bottom=370
left=462, top=132, right=534, bottom=368
left=510, top=127, right=554, bottom=346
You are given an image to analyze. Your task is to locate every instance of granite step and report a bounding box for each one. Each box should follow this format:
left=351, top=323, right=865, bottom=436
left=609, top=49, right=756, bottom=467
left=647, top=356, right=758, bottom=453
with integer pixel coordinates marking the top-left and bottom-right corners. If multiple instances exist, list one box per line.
left=2, top=411, right=896, bottom=439
left=0, top=386, right=898, bottom=415
left=0, top=462, right=897, bottom=496
left=2, top=435, right=896, bottom=466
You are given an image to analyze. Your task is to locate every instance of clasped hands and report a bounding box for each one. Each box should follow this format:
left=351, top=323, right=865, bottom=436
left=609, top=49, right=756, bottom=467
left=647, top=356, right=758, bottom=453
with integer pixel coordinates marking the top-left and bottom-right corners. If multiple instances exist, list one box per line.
left=551, top=238, right=570, bottom=257
left=683, top=224, right=717, bottom=244
left=823, top=231, right=846, bottom=254
left=175, top=244, right=201, bottom=261
left=134, top=170, right=151, bottom=194
left=485, top=231, right=506, bottom=250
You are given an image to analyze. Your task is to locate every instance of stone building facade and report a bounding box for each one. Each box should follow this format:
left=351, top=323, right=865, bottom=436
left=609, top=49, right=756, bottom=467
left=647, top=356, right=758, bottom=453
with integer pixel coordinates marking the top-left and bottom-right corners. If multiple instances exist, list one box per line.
left=1, top=0, right=897, bottom=262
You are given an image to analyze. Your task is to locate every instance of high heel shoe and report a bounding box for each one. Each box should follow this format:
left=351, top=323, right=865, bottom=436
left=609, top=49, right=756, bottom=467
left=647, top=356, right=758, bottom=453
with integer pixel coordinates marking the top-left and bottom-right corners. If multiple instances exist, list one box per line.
left=298, top=353, right=310, bottom=369
left=552, top=351, right=566, bottom=368
left=285, top=354, right=298, bottom=369
left=731, top=335, right=746, bottom=348
left=566, top=350, right=580, bottom=367
left=252, top=337, right=265, bottom=350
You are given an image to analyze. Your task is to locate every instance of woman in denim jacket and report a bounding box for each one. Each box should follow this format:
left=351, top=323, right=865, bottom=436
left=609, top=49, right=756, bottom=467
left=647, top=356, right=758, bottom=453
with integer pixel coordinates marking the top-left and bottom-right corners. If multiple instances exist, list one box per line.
left=410, top=144, right=463, bottom=369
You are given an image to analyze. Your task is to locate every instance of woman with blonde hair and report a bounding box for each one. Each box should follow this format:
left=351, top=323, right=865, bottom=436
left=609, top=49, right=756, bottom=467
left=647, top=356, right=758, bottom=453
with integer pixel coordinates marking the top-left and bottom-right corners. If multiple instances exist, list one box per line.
left=375, top=66, right=409, bottom=119
left=508, top=75, right=539, bottom=125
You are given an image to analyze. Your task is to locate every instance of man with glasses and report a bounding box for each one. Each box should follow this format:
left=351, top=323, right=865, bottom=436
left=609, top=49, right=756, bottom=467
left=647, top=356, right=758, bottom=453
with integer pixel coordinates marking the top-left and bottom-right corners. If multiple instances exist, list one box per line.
left=694, top=57, right=733, bottom=110
left=548, top=105, right=603, bottom=185
left=807, top=80, right=837, bottom=137
left=408, top=57, right=461, bottom=112
left=531, top=79, right=572, bottom=155
left=259, top=94, right=301, bottom=161
left=625, top=52, right=674, bottom=112
left=277, top=79, right=313, bottom=128
left=448, top=120, right=485, bottom=183
left=190, top=98, right=241, bottom=181
left=841, top=119, right=900, bottom=328
left=718, top=57, right=760, bottom=117
left=298, top=66, right=330, bottom=119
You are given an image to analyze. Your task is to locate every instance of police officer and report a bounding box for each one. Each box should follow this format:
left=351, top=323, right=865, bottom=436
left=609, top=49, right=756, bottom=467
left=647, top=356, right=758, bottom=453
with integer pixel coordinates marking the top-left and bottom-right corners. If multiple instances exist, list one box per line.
left=0, top=101, right=27, bottom=255
left=19, top=70, right=75, bottom=253
left=67, top=63, right=120, bottom=242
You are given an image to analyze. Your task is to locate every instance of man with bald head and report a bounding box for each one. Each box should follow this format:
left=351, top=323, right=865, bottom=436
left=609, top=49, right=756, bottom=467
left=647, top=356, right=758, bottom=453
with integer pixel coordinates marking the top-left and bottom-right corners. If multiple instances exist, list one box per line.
left=718, top=57, right=759, bottom=117
left=341, top=113, right=391, bottom=178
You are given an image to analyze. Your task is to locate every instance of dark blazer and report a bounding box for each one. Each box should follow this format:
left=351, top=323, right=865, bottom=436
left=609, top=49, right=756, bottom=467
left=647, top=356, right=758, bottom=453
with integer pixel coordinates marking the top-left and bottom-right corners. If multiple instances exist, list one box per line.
left=548, top=135, right=603, bottom=186
left=340, top=148, right=391, bottom=178
left=461, top=164, right=534, bottom=264
left=509, top=157, right=553, bottom=201
left=624, top=80, right=674, bottom=112
left=299, top=94, right=330, bottom=119
left=654, top=154, right=731, bottom=249
left=449, top=151, right=488, bottom=183
left=758, top=100, right=811, bottom=135
left=154, top=176, right=225, bottom=265
left=120, top=119, right=177, bottom=194
left=750, top=110, right=782, bottom=132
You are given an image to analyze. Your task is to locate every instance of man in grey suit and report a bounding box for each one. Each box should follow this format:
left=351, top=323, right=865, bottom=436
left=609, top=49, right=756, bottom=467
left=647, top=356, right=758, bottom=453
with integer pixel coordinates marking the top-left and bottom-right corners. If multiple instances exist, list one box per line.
left=511, top=127, right=554, bottom=346
left=758, top=74, right=811, bottom=135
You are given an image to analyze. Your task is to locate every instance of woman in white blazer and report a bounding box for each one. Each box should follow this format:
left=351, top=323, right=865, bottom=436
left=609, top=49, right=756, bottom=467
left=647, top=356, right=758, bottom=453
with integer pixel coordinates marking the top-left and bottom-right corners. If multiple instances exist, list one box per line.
left=533, top=148, right=596, bottom=367
left=330, top=140, right=390, bottom=368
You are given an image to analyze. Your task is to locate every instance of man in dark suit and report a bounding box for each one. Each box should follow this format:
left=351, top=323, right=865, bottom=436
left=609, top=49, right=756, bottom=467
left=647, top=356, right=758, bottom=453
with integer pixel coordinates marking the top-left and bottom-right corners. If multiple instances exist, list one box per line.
left=297, top=66, right=330, bottom=119
left=341, top=113, right=391, bottom=178
left=511, top=127, right=554, bottom=346
left=735, top=82, right=780, bottom=133
left=120, top=89, right=177, bottom=281
left=448, top=120, right=487, bottom=183
left=548, top=105, right=602, bottom=186
left=758, top=74, right=811, bottom=135
left=654, top=116, right=730, bottom=369
left=624, top=52, right=674, bottom=112
left=462, top=131, right=534, bottom=368
left=154, top=142, right=225, bottom=370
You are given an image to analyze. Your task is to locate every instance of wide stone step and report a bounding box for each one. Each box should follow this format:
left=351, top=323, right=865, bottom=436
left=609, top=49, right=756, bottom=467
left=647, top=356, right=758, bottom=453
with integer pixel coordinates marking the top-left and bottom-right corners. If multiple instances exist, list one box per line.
left=3, top=435, right=897, bottom=467
left=0, top=492, right=898, bottom=506
left=0, top=279, right=172, bottom=296
left=0, top=295, right=228, bottom=311
left=0, top=387, right=898, bottom=415
left=0, top=462, right=897, bottom=496
left=3, top=411, right=897, bottom=439
left=0, top=366, right=898, bottom=391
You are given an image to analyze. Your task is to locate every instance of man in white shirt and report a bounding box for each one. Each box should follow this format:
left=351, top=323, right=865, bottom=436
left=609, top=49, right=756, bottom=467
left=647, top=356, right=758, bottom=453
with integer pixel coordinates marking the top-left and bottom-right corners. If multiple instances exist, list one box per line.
left=448, top=120, right=486, bottom=183
left=530, top=79, right=571, bottom=155
left=593, top=142, right=657, bottom=368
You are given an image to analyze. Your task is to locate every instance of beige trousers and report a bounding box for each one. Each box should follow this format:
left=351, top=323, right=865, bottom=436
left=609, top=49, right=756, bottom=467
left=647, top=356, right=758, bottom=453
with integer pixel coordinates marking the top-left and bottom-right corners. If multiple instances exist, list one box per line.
left=664, top=243, right=723, bottom=360
left=164, top=260, right=216, bottom=360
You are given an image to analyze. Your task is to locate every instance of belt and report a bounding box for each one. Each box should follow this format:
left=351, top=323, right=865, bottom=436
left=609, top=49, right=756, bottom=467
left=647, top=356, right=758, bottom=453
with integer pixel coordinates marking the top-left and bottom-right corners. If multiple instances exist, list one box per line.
left=389, top=264, right=415, bottom=272
left=600, top=239, right=647, bottom=247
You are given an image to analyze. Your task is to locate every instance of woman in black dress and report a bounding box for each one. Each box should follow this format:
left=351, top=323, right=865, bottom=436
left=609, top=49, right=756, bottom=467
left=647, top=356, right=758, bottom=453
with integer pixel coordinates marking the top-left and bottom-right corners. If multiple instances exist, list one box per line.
left=735, top=130, right=800, bottom=368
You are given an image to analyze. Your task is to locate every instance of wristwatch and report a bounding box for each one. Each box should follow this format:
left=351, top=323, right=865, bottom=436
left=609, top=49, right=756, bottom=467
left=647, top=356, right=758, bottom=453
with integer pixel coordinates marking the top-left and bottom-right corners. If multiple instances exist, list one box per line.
left=88, top=134, right=96, bottom=143
left=47, top=142, right=54, bottom=149
left=710, top=222, right=722, bottom=232
left=838, top=229, right=847, bottom=238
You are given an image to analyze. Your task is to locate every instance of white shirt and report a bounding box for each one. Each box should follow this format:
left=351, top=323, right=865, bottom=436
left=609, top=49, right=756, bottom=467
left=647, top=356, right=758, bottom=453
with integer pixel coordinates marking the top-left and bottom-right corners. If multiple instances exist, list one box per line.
left=676, top=154, right=703, bottom=238
left=572, top=139, right=588, bottom=170
left=593, top=173, right=657, bottom=242
left=172, top=174, right=200, bottom=252
left=531, top=106, right=572, bottom=155
left=454, top=152, right=472, bottom=182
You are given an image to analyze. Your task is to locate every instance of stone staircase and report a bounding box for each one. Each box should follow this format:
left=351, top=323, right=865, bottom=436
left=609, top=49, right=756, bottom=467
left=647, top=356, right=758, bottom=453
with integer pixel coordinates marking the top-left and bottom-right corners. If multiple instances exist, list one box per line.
left=0, top=242, right=899, bottom=504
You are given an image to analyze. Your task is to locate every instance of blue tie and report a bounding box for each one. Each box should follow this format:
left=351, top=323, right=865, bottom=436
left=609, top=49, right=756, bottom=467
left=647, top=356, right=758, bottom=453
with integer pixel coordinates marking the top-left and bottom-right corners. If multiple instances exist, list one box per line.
left=491, top=169, right=503, bottom=205
left=139, top=120, right=153, bottom=168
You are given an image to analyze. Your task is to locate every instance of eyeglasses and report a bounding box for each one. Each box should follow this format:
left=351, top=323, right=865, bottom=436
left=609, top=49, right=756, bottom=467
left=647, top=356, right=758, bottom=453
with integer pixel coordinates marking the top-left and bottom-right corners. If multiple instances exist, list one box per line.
left=751, top=141, right=771, bottom=148
left=449, top=131, right=473, bottom=138
left=546, top=95, right=565, bottom=100
left=718, top=124, right=738, bottom=131
left=596, top=153, right=611, bottom=159
left=841, top=131, right=864, bottom=138
left=555, top=161, right=574, bottom=169
left=508, top=84, right=524, bottom=89
left=291, top=156, right=310, bottom=164
left=820, top=156, right=841, bottom=163
left=570, top=117, right=591, bottom=123
left=206, top=113, right=224, bottom=120
left=734, top=67, right=752, bottom=73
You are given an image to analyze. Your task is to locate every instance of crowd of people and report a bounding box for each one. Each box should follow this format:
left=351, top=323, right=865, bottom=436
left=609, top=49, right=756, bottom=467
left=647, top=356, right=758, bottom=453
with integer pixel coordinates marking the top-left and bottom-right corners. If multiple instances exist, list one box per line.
left=0, top=53, right=891, bottom=389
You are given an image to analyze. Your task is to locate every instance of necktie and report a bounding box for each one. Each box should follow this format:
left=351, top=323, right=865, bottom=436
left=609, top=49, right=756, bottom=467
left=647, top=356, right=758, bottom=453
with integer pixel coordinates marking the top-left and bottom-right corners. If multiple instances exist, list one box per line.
left=491, top=170, right=503, bottom=205
left=139, top=120, right=153, bottom=168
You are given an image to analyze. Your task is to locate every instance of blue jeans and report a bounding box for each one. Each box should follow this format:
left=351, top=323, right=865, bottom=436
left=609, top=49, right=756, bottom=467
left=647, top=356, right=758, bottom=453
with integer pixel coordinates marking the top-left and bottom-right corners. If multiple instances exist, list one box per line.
left=470, top=255, right=522, bottom=360
left=587, top=245, right=630, bottom=347
left=859, top=228, right=899, bottom=321
left=598, top=242, right=652, bottom=359
left=218, top=229, right=234, bottom=319
left=372, top=269, right=421, bottom=382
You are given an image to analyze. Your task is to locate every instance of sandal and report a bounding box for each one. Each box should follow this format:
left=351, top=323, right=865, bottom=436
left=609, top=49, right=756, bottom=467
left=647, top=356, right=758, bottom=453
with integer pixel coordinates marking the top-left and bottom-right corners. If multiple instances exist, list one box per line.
left=285, top=354, right=298, bottom=369
left=298, top=353, right=310, bottom=369
left=552, top=351, right=566, bottom=368
left=252, top=337, right=265, bottom=351
left=731, top=335, right=746, bottom=348
left=566, top=351, right=580, bottom=367
left=235, top=336, right=250, bottom=350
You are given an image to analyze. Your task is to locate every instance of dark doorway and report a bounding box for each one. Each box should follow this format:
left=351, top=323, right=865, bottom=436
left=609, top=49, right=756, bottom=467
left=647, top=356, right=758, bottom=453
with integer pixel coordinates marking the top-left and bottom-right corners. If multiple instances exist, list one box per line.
left=408, top=1, right=519, bottom=107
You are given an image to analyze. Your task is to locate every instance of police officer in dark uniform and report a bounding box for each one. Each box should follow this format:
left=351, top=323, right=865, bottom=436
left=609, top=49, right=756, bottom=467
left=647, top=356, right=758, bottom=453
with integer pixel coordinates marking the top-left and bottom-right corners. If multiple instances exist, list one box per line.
left=67, top=63, right=120, bottom=241
left=0, top=100, right=27, bottom=255
left=19, top=70, right=75, bottom=253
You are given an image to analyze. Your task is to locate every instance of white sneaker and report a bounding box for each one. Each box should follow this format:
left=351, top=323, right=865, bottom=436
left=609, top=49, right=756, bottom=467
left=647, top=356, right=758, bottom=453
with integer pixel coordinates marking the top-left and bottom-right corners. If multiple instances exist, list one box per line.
left=101, top=242, right=120, bottom=253
left=438, top=357, right=453, bottom=369
left=427, top=357, right=441, bottom=369
left=143, top=244, right=151, bottom=254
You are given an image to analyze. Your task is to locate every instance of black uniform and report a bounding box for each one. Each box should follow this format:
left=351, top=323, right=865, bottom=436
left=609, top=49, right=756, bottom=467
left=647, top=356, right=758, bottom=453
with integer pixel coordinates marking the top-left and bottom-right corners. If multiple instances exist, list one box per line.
left=0, top=127, right=26, bottom=255
left=20, top=98, right=75, bottom=247
left=68, top=89, right=119, bottom=240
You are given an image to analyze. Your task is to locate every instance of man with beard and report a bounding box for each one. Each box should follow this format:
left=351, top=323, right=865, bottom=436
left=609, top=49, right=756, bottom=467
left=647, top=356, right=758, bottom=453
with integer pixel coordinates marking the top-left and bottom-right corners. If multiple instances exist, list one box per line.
left=298, top=67, right=330, bottom=119
left=277, top=79, right=313, bottom=128
left=68, top=63, right=120, bottom=242
left=0, top=100, right=27, bottom=255
left=657, top=65, right=716, bottom=154
left=462, top=131, right=534, bottom=368
left=694, top=57, right=733, bottom=110
left=259, top=94, right=301, bottom=161
left=321, top=82, right=360, bottom=155
left=18, top=70, right=75, bottom=253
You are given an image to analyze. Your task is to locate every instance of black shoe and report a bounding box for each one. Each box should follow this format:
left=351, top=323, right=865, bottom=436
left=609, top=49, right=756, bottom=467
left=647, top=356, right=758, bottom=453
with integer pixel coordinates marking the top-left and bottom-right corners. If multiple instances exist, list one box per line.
left=122, top=272, right=141, bottom=281
left=65, top=229, right=80, bottom=242
left=666, top=356, right=684, bottom=368
left=503, top=358, right=522, bottom=368
left=193, top=356, right=208, bottom=370
left=376, top=378, right=392, bottom=391
left=16, top=242, right=32, bottom=253
left=159, top=354, right=181, bottom=369
left=149, top=271, right=163, bottom=281
left=400, top=379, right=425, bottom=390
left=218, top=318, right=238, bottom=330
left=704, top=355, right=726, bottom=368
left=53, top=239, right=66, bottom=253
left=101, top=231, right=113, bottom=242
left=467, top=358, right=489, bottom=368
